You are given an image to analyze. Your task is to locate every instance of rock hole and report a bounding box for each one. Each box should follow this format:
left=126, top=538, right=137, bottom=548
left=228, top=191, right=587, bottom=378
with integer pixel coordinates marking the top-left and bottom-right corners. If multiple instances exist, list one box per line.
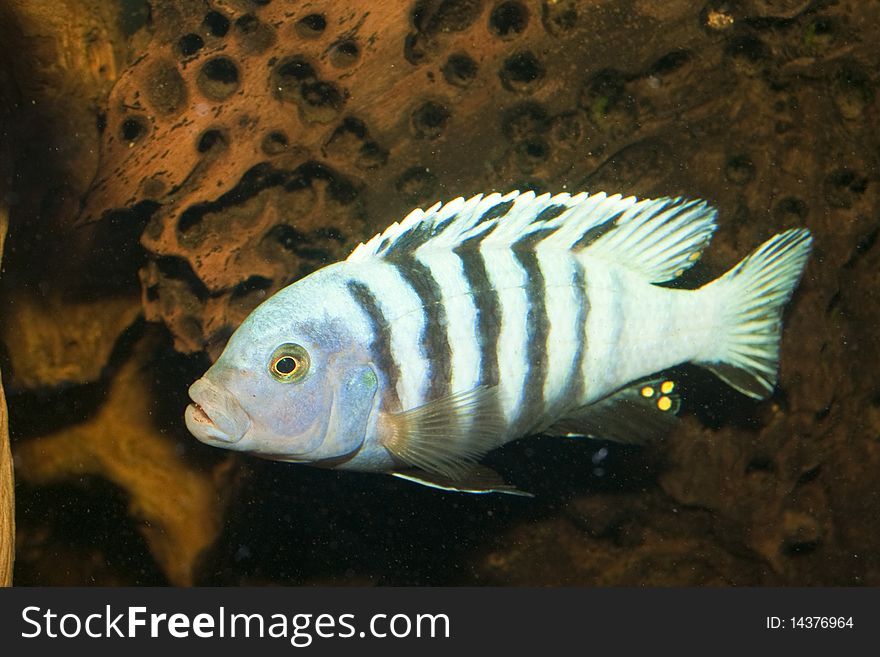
left=832, top=63, right=873, bottom=120
left=142, top=177, right=167, bottom=199
left=541, top=0, right=578, bottom=35
left=268, top=224, right=302, bottom=252
left=273, top=56, right=316, bottom=101
left=396, top=166, right=437, bottom=203
left=296, top=161, right=358, bottom=204
left=325, top=117, right=367, bottom=159
left=235, top=14, right=276, bottom=54
left=502, top=102, right=549, bottom=141
left=197, top=129, right=226, bottom=154
left=580, top=69, right=637, bottom=132
left=805, top=16, right=834, bottom=51
left=500, top=51, right=545, bottom=92
left=121, top=116, right=147, bottom=143
left=403, top=33, right=426, bottom=65
left=296, top=13, right=327, bottom=38
left=327, top=176, right=359, bottom=205
left=442, top=52, right=478, bottom=87
left=177, top=33, right=205, bottom=57
left=649, top=50, right=692, bottom=76
left=726, top=35, right=768, bottom=62
left=745, top=457, right=776, bottom=474
left=302, top=81, right=340, bottom=106
left=276, top=57, right=315, bottom=81
left=523, top=138, right=548, bottom=158
left=515, top=137, right=550, bottom=172
left=231, top=276, right=273, bottom=301
left=330, top=39, right=360, bottom=67
left=773, top=196, right=808, bottom=223
left=549, top=111, right=584, bottom=145
left=413, top=0, right=482, bottom=37
left=266, top=225, right=335, bottom=262
left=155, top=256, right=209, bottom=300
left=301, top=81, right=342, bottom=107
left=725, top=35, right=768, bottom=76
left=236, top=13, right=257, bottom=28
left=262, top=130, right=289, bottom=155
left=339, top=116, right=367, bottom=139
left=198, top=57, right=241, bottom=100
left=796, top=465, right=821, bottom=485
left=411, top=101, right=451, bottom=139
left=724, top=154, right=755, bottom=185
left=357, top=142, right=388, bottom=169
left=490, top=1, right=529, bottom=37
left=300, top=80, right=344, bottom=121
left=177, top=207, right=204, bottom=235
left=824, top=168, right=868, bottom=208
left=203, top=10, right=230, bottom=37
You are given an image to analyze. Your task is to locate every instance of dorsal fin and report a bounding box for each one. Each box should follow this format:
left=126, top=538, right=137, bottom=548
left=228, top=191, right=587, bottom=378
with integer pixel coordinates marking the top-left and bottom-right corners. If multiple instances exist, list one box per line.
left=346, top=190, right=591, bottom=262
left=574, top=196, right=718, bottom=282
left=347, top=190, right=718, bottom=282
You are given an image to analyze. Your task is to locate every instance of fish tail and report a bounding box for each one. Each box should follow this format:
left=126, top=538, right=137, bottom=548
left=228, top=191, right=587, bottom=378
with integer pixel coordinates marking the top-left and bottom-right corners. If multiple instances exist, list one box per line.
left=698, top=228, right=813, bottom=399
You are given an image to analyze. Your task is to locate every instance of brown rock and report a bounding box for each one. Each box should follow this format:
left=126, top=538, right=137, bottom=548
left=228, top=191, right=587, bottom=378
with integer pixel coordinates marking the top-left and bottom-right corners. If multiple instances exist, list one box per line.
left=80, top=0, right=719, bottom=354
left=1, top=294, right=142, bottom=390
left=13, top=333, right=235, bottom=585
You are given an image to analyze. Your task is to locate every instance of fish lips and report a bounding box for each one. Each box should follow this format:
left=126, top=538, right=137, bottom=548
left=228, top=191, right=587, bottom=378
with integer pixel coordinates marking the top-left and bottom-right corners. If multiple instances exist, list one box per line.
left=185, top=378, right=251, bottom=445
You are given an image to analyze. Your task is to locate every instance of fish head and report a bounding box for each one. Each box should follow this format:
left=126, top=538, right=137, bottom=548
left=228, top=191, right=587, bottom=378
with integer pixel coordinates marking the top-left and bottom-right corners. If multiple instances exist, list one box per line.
left=185, top=282, right=380, bottom=463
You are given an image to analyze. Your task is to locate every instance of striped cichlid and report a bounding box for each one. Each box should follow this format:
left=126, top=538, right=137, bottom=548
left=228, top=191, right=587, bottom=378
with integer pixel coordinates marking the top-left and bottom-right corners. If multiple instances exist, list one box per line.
left=185, top=190, right=812, bottom=495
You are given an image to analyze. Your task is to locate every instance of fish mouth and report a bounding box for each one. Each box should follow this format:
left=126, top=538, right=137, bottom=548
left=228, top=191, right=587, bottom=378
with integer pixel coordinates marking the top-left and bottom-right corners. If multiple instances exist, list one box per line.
left=189, top=402, right=212, bottom=424
left=185, top=378, right=250, bottom=445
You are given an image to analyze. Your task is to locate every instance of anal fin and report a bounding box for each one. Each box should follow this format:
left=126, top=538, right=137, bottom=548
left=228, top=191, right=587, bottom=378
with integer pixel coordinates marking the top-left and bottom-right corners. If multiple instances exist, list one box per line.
left=547, top=377, right=680, bottom=445
left=391, top=465, right=533, bottom=497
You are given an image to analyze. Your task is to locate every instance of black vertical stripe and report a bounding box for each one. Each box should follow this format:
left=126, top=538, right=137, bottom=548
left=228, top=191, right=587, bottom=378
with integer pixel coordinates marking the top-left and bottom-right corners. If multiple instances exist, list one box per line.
left=566, top=259, right=589, bottom=407
left=347, top=280, right=400, bottom=408
left=454, top=225, right=501, bottom=388
left=393, top=256, right=452, bottom=401
left=512, top=227, right=556, bottom=433
left=571, top=210, right=623, bottom=250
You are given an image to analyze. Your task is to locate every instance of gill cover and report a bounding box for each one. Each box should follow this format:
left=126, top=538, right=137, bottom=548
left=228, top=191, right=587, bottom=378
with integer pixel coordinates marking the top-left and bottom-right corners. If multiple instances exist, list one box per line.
left=283, top=361, right=379, bottom=463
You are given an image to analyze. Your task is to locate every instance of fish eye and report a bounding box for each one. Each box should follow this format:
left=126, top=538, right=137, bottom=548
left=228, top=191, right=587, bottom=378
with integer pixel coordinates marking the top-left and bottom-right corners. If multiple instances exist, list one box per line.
left=268, top=343, right=310, bottom=383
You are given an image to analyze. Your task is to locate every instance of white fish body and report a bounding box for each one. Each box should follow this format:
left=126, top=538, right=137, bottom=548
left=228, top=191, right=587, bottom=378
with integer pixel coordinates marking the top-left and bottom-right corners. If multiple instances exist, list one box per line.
left=185, top=190, right=812, bottom=495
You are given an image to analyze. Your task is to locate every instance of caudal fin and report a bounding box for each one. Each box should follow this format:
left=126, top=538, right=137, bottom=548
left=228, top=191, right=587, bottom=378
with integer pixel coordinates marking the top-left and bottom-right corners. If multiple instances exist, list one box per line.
left=701, top=228, right=812, bottom=399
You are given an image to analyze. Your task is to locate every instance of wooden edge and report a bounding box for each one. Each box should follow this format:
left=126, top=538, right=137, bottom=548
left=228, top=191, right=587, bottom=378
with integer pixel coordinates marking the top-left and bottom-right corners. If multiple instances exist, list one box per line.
left=0, top=210, right=12, bottom=586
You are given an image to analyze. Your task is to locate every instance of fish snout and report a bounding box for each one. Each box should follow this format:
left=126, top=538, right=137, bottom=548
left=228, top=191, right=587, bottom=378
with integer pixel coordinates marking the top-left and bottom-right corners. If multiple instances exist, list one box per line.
left=185, top=377, right=251, bottom=445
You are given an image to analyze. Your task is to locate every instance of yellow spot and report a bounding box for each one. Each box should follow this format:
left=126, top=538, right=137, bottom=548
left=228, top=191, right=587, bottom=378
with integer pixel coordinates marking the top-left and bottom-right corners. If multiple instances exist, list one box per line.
left=657, top=396, right=673, bottom=412
left=641, top=386, right=654, bottom=398
left=661, top=380, right=675, bottom=394
left=688, top=251, right=701, bottom=262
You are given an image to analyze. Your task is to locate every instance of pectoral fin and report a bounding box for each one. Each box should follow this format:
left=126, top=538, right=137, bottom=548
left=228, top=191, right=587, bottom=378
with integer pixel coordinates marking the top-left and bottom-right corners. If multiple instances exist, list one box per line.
left=391, top=465, right=533, bottom=497
left=381, top=385, right=505, bottom=480
left=548, top=377, right=680, bottom=445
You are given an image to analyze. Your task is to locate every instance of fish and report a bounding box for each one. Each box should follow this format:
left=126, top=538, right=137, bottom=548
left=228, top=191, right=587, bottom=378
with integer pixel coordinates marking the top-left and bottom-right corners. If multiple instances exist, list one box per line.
left=185, top=190, right=812, bottom=495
